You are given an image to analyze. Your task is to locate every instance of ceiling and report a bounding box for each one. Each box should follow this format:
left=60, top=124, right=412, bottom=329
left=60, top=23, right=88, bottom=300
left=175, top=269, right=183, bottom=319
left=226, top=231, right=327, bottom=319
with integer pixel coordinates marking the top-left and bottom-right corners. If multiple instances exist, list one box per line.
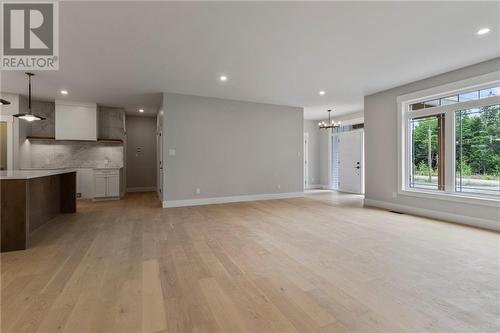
left=1, top=1, right=499, bottom=119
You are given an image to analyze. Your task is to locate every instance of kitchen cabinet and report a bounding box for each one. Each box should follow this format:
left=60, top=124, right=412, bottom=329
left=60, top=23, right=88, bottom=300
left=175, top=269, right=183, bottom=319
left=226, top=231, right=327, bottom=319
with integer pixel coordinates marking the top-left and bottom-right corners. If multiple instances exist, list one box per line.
left=55, top=100, right=97, bottom=141
left=93, top=168, right=120, bottom=199
left=99, top=107, right=125, bottom=140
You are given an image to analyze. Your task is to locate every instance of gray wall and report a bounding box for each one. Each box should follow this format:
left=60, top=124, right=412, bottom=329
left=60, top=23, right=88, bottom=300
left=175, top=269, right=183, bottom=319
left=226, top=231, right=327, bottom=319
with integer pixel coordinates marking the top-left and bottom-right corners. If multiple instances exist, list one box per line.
left=304, top=120, right=320, bottom=187
left=364, top=57, right=500, bottom=227
left=126, top=115, right=157, bottom=191
left=162, top=93, right=304, bottom=201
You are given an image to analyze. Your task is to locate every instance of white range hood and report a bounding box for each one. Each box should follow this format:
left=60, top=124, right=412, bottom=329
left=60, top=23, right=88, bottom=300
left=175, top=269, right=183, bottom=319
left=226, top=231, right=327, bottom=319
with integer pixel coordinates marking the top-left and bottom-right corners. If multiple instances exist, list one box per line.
left=55, top=100, right=97, bottom=141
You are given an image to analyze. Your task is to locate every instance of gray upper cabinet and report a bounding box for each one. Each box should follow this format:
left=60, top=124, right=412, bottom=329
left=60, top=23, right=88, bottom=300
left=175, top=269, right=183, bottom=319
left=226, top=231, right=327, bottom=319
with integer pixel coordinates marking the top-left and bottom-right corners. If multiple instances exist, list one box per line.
left=98, top=107, right=125, bottom=140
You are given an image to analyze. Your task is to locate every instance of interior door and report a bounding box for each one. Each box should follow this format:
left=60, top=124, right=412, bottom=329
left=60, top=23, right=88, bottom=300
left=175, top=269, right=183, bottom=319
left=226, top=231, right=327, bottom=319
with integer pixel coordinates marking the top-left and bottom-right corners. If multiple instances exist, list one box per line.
left=338, top=130, right=364, bottom=194
left=0, top=122, right=7, bottom=170
left=0, top=116, right=13, bottom=170
left=157, top=130, right=163, bottom=200
left=304, top=133, right=309, bottom=188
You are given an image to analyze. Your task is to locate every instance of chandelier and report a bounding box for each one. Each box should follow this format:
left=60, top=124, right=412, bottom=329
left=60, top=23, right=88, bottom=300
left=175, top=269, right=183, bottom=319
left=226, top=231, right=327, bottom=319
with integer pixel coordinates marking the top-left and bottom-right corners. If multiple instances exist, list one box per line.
left=318, top=109, right=340, bottom=129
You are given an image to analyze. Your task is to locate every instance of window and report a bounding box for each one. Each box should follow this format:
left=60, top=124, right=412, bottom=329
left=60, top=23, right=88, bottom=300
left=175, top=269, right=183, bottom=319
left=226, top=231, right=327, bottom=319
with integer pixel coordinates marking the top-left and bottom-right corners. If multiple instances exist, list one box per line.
left=401, top=77, right=500, bottom=202
left=409, top=85, right=500, bottom=111
left=410, top=115, right=444, bottom=190
left=455, top=105, right=499, bottom=196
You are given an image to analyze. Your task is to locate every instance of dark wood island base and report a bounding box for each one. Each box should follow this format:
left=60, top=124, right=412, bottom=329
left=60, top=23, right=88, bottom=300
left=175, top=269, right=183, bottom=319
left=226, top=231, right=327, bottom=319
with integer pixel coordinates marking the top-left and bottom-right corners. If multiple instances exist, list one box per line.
left=1, top=170, right=76, bottom=252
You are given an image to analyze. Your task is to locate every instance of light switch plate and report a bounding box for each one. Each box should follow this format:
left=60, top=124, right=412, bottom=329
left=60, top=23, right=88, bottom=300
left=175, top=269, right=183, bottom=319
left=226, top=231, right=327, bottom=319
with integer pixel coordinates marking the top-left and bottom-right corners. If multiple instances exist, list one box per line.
left=169, top=149, right=176, bottom=156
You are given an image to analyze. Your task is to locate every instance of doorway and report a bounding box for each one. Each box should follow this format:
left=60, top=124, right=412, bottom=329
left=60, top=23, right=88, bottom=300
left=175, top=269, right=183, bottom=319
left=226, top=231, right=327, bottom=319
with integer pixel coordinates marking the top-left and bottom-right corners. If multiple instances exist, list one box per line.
left=331, top=130, right=364, bottom=194
left=0, top=116, right=13, bottom=171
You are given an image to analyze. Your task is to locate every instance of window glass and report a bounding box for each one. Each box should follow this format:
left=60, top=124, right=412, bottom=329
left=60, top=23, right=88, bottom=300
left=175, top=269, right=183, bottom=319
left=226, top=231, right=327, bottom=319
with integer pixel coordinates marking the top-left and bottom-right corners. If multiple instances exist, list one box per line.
left=424, top=99, right=440, bottom=108
left=479, top=87, right=500, bottom=99
left=441, top=95, right=459, bottom=105
left=409, top=86, right=499, bottom=111
left=410, top=115, right=443, bottom=190
left=410, top=103, right=425, bottom=111
left=458, top=91, right=479, bottom=102
left=455, top=104, right=500, bottom=196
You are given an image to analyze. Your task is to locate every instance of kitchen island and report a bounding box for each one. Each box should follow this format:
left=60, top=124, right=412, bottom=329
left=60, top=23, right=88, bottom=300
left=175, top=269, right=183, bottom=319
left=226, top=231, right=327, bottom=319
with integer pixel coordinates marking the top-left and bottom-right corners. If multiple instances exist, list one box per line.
left=0, top=169, right=77, bottom=252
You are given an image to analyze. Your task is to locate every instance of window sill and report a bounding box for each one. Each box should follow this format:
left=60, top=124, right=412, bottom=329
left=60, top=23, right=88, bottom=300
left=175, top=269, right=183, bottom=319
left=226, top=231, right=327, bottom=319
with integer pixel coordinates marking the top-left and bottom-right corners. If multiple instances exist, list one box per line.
left=398, top=188, right=500, bottom=208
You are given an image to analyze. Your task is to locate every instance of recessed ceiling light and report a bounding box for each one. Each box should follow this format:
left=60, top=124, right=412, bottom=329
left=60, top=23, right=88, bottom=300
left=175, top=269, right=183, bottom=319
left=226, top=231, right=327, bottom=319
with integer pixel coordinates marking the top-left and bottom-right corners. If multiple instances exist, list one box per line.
left=139, top=109, right=144, bottom=113
left=477, top=28, right=490, bottom=35
left=60, top=90, right=68, bottom=95
left=219, top=75, right=228, bottom=82
left=319, top=91, right=326, bottom=96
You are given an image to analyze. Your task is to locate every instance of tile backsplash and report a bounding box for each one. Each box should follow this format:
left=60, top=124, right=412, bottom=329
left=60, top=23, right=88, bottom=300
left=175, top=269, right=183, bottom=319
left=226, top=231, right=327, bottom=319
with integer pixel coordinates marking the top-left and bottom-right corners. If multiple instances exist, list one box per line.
left=29, top=140, right=123, bottom=169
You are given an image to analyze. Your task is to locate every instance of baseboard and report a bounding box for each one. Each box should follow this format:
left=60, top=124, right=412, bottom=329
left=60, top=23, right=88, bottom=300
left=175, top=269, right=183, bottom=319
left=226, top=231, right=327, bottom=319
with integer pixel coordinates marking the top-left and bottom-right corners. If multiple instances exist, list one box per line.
left=126, top=186, right=157, bottom=193
left=364, top=198, right=499, bottom=232
left=305, top=184, right=331, bottom=190
left=93, top=197, right=120, bottom=202
left=163, top=192, right=304, bottom=208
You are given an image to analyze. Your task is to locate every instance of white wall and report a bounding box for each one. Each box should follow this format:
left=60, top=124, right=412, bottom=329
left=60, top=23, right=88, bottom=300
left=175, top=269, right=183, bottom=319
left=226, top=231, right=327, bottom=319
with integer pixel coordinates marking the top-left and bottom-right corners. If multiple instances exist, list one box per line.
left=161, top=93, right=304, bottom=206
left=364, top=57, right=500, bottom=230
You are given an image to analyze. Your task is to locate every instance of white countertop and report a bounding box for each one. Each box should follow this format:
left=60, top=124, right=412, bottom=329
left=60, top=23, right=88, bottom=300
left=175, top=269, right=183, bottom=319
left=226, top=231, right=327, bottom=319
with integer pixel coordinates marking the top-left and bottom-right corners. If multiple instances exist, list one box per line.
left=0, top=169, right=78, bottom=180
left=93, top=167, right=123, bottom=170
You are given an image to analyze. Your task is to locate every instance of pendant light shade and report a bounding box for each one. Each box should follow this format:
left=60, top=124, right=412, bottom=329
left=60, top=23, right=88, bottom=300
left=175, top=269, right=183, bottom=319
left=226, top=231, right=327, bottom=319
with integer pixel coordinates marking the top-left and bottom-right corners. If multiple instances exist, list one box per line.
left=13, top=72, right=45, bottom=122
left=0, top=99, right=11, bottom=105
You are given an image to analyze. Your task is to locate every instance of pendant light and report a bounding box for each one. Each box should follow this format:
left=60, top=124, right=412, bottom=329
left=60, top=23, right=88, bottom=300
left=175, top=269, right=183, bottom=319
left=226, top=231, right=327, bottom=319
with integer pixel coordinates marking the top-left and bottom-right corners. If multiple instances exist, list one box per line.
left=0, top=99, right=11, bottom=105
left=318, top=109, right=340, bottom=129
left=13, top=72, right=45, bottom=122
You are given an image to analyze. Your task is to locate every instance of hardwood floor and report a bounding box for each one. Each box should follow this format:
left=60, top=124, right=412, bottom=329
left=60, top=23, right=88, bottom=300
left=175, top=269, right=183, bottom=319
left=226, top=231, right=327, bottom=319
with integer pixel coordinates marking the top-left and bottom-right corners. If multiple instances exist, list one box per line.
left=1, top=191, right=499, bottom=333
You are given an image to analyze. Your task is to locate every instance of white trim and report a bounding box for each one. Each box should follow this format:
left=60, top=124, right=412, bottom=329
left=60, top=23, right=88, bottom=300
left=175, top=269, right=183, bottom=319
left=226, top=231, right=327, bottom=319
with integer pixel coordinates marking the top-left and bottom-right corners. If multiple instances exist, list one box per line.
left=163, top=192, right=304, bottom=208
left=398, top=188, right=499, bottom=207
left=364, top=199, right=499, bottom=232
left=126, top=186, right=157, bottom=193
left=397, top=71, right=500, bottom=205
left=304, top=132, right=309, bottom=188
left=305, top=184, right=326, bottom=190
left=396, top=71, right=500, bottom=105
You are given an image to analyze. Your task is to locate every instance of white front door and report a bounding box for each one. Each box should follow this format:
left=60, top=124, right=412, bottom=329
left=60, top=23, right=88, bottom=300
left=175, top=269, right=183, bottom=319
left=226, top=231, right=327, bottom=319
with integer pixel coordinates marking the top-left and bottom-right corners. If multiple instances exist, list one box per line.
left=338, top=130, right=364, bottom=194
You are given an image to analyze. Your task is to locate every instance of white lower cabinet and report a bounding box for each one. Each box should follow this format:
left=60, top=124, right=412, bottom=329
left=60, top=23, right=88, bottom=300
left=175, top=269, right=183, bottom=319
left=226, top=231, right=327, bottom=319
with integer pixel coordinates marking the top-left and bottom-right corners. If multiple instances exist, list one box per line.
left=93, top=169, right=120, bottom=199
left=106, top=175, right=120, bottom=197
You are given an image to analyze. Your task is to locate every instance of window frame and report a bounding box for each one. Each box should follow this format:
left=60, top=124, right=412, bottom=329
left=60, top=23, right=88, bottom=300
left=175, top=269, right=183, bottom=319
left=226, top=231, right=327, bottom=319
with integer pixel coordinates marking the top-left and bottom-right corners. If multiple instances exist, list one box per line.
left=397, top=71, right=500, bottom=207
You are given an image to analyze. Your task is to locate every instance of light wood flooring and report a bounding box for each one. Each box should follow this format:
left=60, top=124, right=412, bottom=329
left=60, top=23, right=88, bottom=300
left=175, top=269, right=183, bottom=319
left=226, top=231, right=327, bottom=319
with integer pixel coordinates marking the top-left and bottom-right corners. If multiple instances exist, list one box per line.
left=1, top=191, right=499, bottom=333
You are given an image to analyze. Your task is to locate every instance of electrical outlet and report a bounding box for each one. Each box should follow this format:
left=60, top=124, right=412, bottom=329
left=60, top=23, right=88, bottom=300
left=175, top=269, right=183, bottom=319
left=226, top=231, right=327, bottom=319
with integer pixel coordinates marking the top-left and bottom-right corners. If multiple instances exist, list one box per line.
left=392, top=192, right=397, bottom=198
left=196, top=188, right=201, bottom=194
left=277, top=184, right=281, bottom=189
